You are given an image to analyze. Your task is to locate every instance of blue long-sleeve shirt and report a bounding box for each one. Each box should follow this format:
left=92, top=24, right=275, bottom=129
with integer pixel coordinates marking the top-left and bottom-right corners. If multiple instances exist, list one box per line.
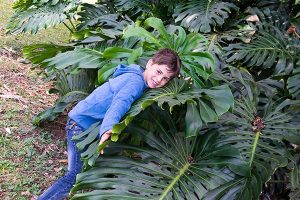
left=68, top=64, right=148, bottom=137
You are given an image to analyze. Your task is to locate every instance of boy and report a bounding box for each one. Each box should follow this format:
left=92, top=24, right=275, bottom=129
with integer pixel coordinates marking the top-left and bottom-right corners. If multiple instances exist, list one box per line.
left=38, top=48, right=181, bottom=200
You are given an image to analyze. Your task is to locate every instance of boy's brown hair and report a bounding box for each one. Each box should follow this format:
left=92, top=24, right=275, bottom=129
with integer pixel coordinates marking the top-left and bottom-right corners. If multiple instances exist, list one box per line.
left=151, top=48, right=181, bottom=77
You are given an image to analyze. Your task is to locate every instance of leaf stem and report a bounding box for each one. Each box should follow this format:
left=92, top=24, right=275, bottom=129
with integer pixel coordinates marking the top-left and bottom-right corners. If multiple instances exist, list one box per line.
left=249, top=131, right=261, bottom=168
left=63, top=22, right=73, bottom=33
left=68, top=18, right=76, bottom=30
left=159, top=163, right=190, bottom=200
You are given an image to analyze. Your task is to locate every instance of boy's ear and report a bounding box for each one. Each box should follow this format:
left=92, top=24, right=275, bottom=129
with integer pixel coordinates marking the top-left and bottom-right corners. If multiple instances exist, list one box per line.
left=146, top=59, right=153, bottom=68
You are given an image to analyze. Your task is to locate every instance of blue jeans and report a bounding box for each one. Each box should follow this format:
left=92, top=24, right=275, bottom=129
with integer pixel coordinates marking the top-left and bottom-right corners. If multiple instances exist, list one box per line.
left=38, top=119, right=83, bottom=200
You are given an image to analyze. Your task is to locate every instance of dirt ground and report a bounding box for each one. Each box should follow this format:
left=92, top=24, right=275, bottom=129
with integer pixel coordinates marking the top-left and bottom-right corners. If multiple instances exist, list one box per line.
left=0, top=49, right=69, bottom=199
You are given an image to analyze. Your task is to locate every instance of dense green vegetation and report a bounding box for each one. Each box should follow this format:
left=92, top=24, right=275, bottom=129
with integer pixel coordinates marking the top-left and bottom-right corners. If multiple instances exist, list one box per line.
left=7, top=0, right=300, bottom=199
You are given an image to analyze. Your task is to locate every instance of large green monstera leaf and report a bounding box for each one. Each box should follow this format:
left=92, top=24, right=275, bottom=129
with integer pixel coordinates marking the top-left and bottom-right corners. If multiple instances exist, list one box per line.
left=208, top=95, right=300, bottom=199
left=113, top=78, right=234, bottom=139
left=122, top=17, right=215, bottom=87
left=38, top=39, right=138, bottom=74
left=114, top=0, right=153, bottom=13
left=23, top=43, right=73, bottom=68
left=7, top=0, right=79, bottom=34
left=200, top=65, right=300, bottom=199
left=70, top=115, right=243, bottom=199
left=224, top=7, right=300, bottom=74
left=173, top=0, right=238, bottom=33
left=76, top=3, right=132, bottom=39
left=224, top=25, right=300, bottom=71
left=72, top=78, right=234, bottom=167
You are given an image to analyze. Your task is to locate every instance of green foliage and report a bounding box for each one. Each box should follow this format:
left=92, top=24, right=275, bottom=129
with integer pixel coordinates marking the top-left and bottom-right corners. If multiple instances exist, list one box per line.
left=72, top=78, right=234, bottom=167
left=114, top=0, right=153, bottom=13
left=289, top=153, right=300, bottom=199
left=76, top=3, right=132, bottom=40
left=113, top=79, right=233, bottom=139
left=114, top=0, right=175, bottom=20
left=45, top=48, right=104, bottom=70
left=33, top=90, right=88, bottom=125
left=7, top=1, right=78, bottom=34
left=224, top=6, right=300, bottom=77
left=71, top=116, right=241, bottom=199
left=13, top=0, right=74, bottom=9
left=123, top=17, right=215, bottom=86
left=287, top=60, right=300, bottom=98
left=23, top=44, right=73, bottom=68
left=174, top=0, right=238, bottom=33
left=224, top=25, right=300, bottom=71
left=32, top=67, right=96, bottom=125
left=213, top=96, right=300, bottom=198
left=210, top=65, right=300, bottom=198
left=8, top=0, right=300, bottom=198
left=54, top=69, right=96, bottom=95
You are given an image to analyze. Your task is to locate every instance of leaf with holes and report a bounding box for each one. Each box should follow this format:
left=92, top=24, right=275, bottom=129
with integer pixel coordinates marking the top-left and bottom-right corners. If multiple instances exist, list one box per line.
left=123, top=17, right=215, bottom=87
left=71, top=116, right=243, bottom=199
left=7, top=1, right=78, bottom=34
left=72, top=78, right=234, bottom=167
left=173, top=0, right=238, bottom=33
left=212, top=96, right=300, bottom=198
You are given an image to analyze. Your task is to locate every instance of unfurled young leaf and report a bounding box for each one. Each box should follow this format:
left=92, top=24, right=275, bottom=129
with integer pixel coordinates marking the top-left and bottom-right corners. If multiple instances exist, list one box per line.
left=185, top=102, right=202, bottom=137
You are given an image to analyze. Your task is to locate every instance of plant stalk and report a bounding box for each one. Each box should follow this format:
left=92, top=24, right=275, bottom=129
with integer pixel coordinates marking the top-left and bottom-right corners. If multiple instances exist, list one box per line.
left=249, top=131, right=261, bottom=168
left=159, top=163, right=190, bottom=200
left=63, top=22, right=73, bottom=33
left=68, top=18, right=76, bottom=30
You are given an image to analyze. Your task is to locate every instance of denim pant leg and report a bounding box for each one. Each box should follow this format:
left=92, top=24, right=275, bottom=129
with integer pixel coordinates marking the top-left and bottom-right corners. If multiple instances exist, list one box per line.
left=38, top=120, right=83, bottom=200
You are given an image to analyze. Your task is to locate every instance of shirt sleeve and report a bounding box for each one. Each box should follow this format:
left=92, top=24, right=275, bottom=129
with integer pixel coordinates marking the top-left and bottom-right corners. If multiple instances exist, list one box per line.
left=99, top=80, right=144, bottom=138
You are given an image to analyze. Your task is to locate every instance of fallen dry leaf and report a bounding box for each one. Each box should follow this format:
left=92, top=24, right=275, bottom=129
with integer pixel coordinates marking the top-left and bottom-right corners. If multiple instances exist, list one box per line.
left=54, top=167, right=63, bottom=172
left=21, top=191, right=31, bottom=196
left=58, top=159, right=68, bottom=164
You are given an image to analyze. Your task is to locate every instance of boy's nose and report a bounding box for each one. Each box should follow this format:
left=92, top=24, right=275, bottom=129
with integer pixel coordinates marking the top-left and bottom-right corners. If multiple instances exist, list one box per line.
left=157, top=75, right=163, bottom=83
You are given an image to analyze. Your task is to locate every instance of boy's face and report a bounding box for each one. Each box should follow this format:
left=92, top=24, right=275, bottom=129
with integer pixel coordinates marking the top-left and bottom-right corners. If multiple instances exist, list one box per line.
left=143, top=59, right=175, bottom=88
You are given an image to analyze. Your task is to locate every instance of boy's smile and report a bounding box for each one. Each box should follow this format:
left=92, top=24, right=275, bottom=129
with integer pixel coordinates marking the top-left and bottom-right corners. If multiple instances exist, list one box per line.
left=143, top=60, right=175, bottom=88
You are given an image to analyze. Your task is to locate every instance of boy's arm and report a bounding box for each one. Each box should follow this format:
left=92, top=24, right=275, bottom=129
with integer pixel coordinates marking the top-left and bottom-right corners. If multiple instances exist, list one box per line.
left=99, top=80, right=145, bottom=139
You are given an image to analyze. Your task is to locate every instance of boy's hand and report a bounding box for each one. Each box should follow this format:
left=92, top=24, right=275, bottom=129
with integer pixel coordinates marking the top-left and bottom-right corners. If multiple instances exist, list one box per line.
left=99, top=130, right=112, bottom=154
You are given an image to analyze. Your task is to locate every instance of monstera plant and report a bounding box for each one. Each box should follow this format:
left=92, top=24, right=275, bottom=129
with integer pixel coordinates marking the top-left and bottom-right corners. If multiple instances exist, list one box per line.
left=7, top=0, right=300, bottom=199
left=70, top=112, right=242, bottom=199
left=69, top=64, right=299, bottom=199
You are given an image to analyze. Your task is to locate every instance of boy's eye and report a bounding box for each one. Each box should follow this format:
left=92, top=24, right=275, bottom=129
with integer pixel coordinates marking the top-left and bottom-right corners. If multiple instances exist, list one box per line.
left=157, top=70, right=162, bottom=74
